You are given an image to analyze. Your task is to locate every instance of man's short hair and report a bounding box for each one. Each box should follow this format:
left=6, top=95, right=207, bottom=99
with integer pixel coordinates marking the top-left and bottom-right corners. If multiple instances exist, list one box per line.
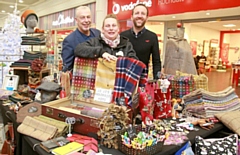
left=75, top=6, right=91, bottom=17
left=132, top=4, right=149, bottom=16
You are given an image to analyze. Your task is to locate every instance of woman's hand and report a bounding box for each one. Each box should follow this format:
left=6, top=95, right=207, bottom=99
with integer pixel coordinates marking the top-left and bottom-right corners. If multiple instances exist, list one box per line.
left=102, top=52, right=117, bottom=61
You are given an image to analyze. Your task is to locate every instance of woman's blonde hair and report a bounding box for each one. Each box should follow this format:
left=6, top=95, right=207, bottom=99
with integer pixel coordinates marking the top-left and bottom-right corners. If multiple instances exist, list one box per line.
left=102, top=14, right=119, bottom=28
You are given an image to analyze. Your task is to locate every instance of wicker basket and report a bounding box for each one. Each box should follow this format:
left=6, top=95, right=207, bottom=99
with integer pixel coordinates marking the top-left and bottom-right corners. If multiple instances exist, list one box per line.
left=117, top=125, right=163, bottom=155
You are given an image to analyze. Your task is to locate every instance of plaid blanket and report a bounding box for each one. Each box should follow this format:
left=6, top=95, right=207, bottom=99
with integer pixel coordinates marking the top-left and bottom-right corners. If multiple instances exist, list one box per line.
left=112, top=57, right=148, bottom=106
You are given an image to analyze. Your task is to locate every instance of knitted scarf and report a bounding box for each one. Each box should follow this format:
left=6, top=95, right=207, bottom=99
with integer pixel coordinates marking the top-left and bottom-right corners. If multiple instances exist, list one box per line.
left=101, top=33, right=120, bottom=48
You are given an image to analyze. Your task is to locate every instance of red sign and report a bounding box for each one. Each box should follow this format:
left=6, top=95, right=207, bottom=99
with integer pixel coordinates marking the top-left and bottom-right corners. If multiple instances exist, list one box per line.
left=221, top=43, right=229, bottom=62
left=108, top=0, right=240, bottom=20
left=190, top=41, right=197, bottom=56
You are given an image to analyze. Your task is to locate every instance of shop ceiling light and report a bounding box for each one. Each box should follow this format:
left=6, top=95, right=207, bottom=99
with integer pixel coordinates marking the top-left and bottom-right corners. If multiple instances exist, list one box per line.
left=223, top=24, right=236, bottom=27
left=172, top=16, right=176, bottom=18
left=9, top=5, right=14, bottom=8
left=206, top=12, right=210, bottom=15
left=1, top=10, right=5, bottom=13
left=19, top=0, right=24, bottom=3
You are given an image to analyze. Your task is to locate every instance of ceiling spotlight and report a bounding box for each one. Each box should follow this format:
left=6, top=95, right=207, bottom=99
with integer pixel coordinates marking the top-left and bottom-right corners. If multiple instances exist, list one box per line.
left=1, top=10, right=5, bottom=13
left=172, top=16, right=176, bottom=18
left=9, top=5, right=14, bottom=8
left=206, top=12, right=210, bottom=15
left=223, top=24, right=236, bottom=27
left=19, top=0, right=24, bottom=3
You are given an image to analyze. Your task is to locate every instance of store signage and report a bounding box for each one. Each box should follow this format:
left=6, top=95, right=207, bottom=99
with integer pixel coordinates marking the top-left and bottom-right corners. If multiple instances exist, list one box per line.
left=112, top=0, right=152, bottom=14
left=52, top=14, right=74, bottom=26
left=108, top=0, right=240, bottom=20
left=94, top=88, right=113, bottom=103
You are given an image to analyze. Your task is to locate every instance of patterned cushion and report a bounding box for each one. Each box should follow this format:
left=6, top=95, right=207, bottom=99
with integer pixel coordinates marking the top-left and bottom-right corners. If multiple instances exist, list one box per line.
left=215, top=110, right=240, bottom=136
left=195, top=134, right=238, bottom=155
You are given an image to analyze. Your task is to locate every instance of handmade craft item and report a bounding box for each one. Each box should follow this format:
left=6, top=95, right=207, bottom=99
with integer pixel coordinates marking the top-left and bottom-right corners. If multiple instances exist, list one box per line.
left=154, top=78, right=172, bottom=119
left=97, top=105, right=129, bottom=149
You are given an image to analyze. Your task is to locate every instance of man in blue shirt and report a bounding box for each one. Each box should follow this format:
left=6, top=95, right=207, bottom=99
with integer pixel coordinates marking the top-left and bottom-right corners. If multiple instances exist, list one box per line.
left=61, top=6, right=100, bottom=71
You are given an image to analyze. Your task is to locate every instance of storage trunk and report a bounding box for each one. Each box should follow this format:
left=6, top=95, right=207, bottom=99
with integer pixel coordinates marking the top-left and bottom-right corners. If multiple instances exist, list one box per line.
left=41, top=98, right=132, bottom=136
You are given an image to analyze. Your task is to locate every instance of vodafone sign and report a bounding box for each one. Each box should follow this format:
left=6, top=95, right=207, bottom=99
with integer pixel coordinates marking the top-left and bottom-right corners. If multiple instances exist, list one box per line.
left=108, top=0, right=240, bottom=20
left=112, top=0, right=152, bottom=14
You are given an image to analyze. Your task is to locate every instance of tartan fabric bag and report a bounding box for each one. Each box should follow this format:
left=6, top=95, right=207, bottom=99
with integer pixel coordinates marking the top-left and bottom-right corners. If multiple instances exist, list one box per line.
left=166, top=74, right=195, bottom=99
left=176, top=71, right=208, bottom=91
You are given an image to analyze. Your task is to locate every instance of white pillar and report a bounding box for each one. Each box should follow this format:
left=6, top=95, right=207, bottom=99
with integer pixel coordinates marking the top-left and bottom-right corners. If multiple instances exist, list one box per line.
left=95, top=0, right=108, bottom=30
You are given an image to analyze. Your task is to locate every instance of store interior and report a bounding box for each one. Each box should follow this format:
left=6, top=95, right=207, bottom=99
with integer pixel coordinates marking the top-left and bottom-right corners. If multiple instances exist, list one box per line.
left=0, top=1, right=240, bottom=155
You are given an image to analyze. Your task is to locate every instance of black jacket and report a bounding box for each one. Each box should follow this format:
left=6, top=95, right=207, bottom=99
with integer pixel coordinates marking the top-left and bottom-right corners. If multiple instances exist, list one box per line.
left=74, top=35, right=138, bottom=60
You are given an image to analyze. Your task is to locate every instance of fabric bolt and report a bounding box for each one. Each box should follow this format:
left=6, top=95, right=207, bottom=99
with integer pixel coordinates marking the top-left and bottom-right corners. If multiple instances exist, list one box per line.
left=23, top=51, right=45, bottom=60
left=183, top=86, right=235, bottom=102
left=184, top=94, right=239, bottom=105
left=185, top=100, right=240, bottom=118
left=112, top=57, right=148, bottom=106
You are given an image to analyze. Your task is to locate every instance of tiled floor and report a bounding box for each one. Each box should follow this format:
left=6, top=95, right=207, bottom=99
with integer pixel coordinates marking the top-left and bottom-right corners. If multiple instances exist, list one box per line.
left=204, top=70, right=240, bottom=97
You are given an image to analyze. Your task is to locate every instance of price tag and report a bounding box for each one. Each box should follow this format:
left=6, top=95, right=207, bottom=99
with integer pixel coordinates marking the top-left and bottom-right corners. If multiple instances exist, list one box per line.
left=94, top=88, right=113, bottom=103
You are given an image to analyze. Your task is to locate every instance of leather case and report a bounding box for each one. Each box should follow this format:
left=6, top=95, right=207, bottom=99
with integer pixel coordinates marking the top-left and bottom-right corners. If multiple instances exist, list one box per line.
left=40, top=136, right=70, bottom=153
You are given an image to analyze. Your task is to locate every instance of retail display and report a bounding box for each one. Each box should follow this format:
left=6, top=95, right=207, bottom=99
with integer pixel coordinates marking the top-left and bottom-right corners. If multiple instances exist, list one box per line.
left=183, top=86, right=240, bottom=118
left=176, top=71, right=209, bottom=91
left=163, top=26, right=197, bottom=75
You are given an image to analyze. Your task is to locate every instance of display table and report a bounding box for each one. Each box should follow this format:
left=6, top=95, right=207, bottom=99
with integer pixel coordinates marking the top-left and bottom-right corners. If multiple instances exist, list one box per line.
left=231, top=63, right=240, bottom=87
left=0, top=101, right=225, bottom=155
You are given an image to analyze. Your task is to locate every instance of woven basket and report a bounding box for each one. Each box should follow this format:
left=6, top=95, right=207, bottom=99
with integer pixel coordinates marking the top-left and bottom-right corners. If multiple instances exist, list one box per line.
left=117, top=125, right=163, bottom=155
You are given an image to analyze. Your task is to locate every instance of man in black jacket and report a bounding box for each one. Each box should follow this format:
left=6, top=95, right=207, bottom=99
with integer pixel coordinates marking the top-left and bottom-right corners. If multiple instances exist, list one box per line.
left=121, top=4, right=161, bottom=79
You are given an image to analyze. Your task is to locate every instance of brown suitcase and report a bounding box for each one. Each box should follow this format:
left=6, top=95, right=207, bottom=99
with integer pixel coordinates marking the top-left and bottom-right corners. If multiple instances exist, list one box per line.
left=42, top=57, right=143, bottom=136
left=41, top=97, right=133, bottom=136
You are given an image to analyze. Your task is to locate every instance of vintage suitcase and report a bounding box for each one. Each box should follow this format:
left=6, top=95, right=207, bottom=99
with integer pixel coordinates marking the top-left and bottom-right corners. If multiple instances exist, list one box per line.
left=41, top=97, right=114, bottom=136
left=42, top=57, right=147, bottom=136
